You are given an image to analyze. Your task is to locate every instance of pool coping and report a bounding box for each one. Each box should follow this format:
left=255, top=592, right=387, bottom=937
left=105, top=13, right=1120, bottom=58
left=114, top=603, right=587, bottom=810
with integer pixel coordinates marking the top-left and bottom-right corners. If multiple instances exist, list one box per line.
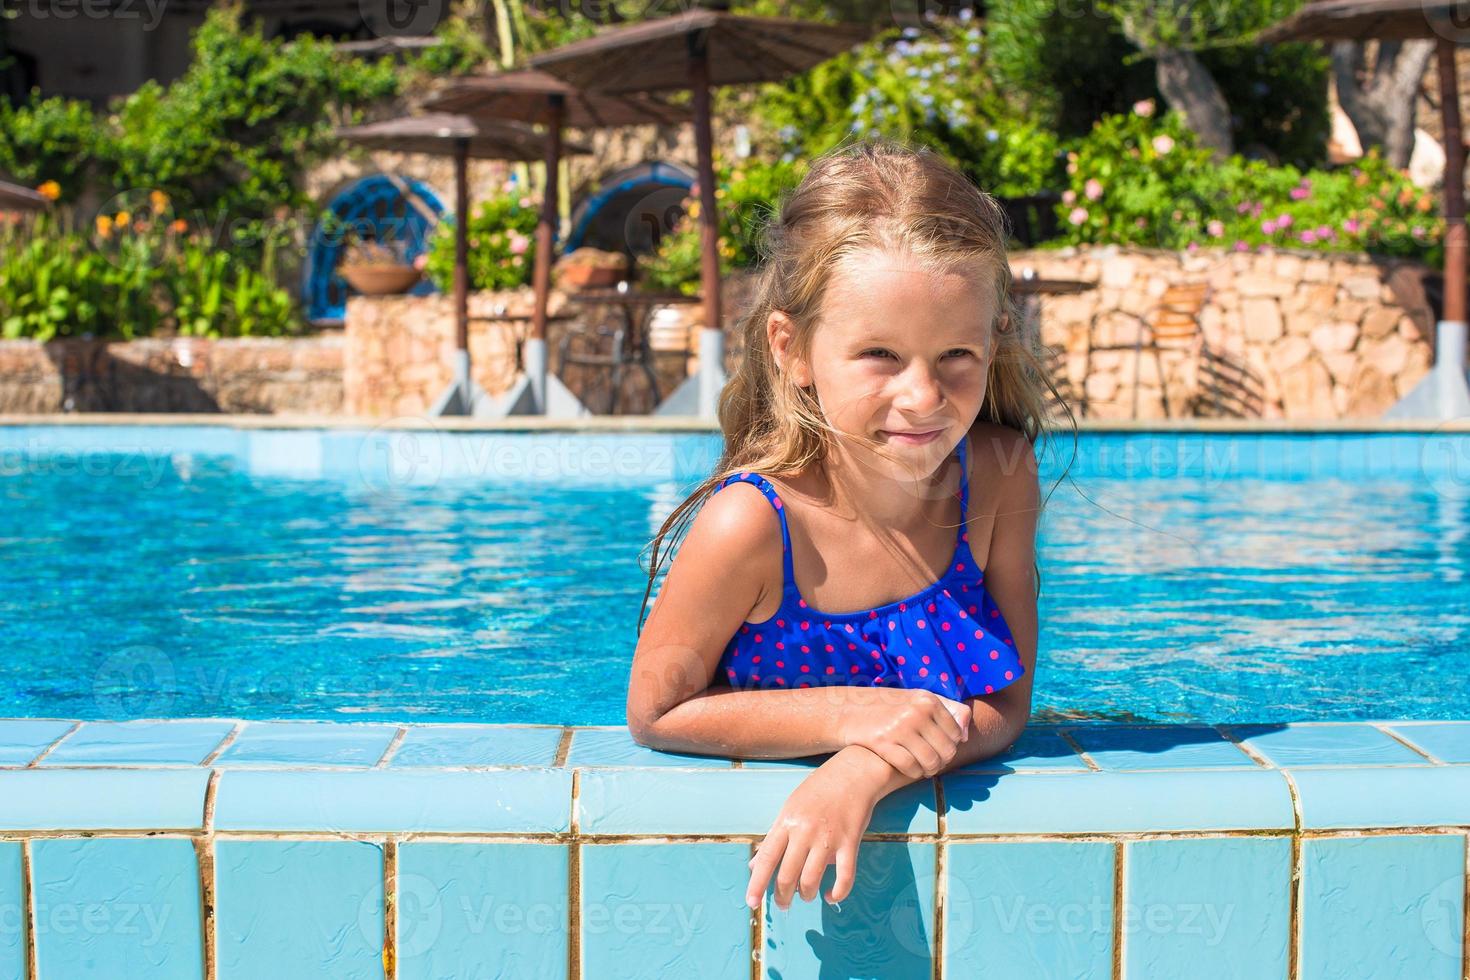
left=2, top=413, right=1468, bottom=433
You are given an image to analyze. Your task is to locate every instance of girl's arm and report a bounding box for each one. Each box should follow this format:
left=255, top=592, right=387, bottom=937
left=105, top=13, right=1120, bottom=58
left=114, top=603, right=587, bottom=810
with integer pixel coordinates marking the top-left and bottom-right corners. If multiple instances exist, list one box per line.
left=628, top=484, right=939, bottom=759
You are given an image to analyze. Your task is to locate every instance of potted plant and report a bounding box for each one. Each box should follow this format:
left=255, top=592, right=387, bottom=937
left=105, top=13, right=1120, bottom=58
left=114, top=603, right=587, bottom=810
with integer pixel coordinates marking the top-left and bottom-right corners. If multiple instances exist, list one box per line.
left=331, top=216, right=423, bottom=295
left=555, top=246, right=629, bottom=289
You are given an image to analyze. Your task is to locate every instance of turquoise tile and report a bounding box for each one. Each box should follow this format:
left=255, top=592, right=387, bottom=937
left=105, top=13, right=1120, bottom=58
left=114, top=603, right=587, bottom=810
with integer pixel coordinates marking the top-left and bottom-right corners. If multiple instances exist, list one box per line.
left=1065, top=726, right=1258, bottom=770
left=946, top=841, right=1113, bottom=978
left=578, top=769, right=937, bottom=835
left=0, top=843, right=21, bottom=980
left=0, top=719, right=73, bottom=766
left=396, top=843, right=568, bottom=980
left=213, top=769, right=571, bottom=833
left=40, top=720, right=233, bottom=766
left=956, top=728, right=1090, bottom=772
left=567, top=728, right=734, bottom=768
left=1125, top=837, right=1291, bottom=979
left=581, top=843, right=750, bottom=979
left=763, top=841, right=934, bottom=979
left=1300, top=835, right=1463, bottom=980
left=1227, top=723, right=1426, bottom=767
left=738, top=754, right=835, bottom=770
left=1384, top=722, right=1470, bottom=764
left=942, top=771, right=1295, bottom=834
left=215, top=840, right=383, bottom=980
left=0, top=770, right=208, bottom=830
left=1291, top=766, right=1470, bottom=829
left=31, top=838, right=204, bottom=980
left=213, top=722, right=397, bottom=767
left=390, top=725, right=563, bottom=767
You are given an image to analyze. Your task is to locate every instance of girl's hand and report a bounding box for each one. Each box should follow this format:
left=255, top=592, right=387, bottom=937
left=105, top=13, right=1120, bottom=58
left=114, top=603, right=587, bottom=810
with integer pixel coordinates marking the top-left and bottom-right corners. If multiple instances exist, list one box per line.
left=837, top=687, right=971, bottom=780
left=745, top=752, right=886, bottom=911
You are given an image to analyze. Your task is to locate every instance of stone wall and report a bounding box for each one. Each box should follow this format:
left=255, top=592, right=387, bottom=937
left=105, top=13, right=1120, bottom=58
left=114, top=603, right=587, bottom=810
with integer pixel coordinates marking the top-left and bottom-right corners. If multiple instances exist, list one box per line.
left=1008, top=245, right=1438, bottom=419
left=0, top=335, right=343, bottom=414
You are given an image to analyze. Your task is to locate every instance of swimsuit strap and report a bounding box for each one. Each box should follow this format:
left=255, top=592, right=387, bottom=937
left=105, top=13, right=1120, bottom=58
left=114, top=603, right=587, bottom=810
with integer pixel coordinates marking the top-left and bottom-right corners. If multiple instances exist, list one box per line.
left=955, top=434, right=970, bottom=545
left=714, top=471, right=798, bottom=598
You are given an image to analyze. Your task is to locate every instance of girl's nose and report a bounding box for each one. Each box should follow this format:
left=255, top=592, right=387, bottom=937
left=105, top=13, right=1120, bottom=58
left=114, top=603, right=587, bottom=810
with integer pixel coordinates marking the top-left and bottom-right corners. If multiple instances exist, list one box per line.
left=892, top=362, right=945, bottom=414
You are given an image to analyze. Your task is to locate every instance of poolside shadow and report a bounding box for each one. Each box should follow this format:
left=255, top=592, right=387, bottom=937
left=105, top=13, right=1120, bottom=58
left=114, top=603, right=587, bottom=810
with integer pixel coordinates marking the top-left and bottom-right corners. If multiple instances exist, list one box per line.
left=43, top=339, right=221, bottom=412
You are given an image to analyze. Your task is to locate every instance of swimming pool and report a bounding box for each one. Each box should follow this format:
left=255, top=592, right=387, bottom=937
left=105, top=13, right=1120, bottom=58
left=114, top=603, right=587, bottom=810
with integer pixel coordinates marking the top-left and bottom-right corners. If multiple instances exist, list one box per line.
left=1, top=422, right=1466, bottom=725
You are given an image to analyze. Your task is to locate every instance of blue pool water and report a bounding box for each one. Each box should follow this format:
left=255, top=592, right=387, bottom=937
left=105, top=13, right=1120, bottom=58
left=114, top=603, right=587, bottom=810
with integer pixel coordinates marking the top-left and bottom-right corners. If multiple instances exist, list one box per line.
left=1, top=425, right=1467, bottom=724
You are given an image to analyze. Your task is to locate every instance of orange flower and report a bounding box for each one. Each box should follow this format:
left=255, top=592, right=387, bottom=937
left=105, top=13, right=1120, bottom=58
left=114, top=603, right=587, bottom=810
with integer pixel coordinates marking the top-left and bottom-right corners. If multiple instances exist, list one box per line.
left=170, top=218, right=188, bottom=233
left=149, top=189, right=169, bottom=212
left=113, top=211, right=131, bottom=230
left=35, top=180, right=61, bottom=201
left=95, top=215, right=112, bottom=238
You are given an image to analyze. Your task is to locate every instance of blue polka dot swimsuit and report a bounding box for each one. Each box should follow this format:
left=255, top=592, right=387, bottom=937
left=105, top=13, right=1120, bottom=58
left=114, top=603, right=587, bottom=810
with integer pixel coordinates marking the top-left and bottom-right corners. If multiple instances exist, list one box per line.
left=712, top=435, right=1026, bottom=703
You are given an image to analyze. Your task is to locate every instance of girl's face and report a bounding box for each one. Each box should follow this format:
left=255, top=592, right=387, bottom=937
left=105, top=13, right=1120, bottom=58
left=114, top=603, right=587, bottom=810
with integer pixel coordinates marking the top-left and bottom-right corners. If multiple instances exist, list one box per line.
left=771, top=247, right=1000, bottom=480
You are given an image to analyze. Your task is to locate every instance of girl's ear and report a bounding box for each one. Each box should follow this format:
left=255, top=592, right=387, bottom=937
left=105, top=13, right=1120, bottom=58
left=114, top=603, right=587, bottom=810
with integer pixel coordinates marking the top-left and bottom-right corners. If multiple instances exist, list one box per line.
left=768, top=310, right=812, bottom=387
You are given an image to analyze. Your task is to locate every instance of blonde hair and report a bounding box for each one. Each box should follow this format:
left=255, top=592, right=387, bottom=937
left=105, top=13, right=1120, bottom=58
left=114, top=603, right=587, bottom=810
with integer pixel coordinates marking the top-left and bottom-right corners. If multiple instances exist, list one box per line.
left=636, top=135, right=1076, bottom=634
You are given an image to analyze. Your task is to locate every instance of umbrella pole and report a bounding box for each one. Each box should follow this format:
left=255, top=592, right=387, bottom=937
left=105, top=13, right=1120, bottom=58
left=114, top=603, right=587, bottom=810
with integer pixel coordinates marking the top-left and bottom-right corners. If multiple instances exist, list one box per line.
left=452, top=137, right=474, bottom=414
left=527, top=95, right=564, bottom=416
left=687, top=33, right=725, bottom=419
left=1390, top=38, right=1470, bottom=418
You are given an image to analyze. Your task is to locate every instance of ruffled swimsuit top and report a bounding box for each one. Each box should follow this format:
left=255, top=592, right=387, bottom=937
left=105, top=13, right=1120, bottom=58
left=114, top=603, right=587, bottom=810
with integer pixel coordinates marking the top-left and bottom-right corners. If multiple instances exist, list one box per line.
left=712, top=435, right=1026, bottom=703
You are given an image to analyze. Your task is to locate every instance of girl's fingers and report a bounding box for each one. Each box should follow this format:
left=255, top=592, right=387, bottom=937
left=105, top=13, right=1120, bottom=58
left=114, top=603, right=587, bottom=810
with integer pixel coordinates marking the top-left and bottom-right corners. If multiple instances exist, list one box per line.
left=824, top=841, right=858, bottom=906
left=877, top=742, right=926, bottom=780
left=746, top=826, right=788, bottom=909
left=797, top=841, right=831, bottom=903
left=773, top=836, right=812, bottom=910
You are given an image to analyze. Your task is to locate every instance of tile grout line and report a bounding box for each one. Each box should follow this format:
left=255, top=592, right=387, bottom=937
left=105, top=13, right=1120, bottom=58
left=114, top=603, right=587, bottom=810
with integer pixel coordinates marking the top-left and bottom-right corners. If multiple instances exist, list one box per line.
left=553, top=728, right=574, bottom=768
left=569, top=767, right=580, bottom=980
left=750, top=839, right=763, bottom=980
left=1112, top=841, right=1125, bottom=980
left=1368, top=722, right=1446, bottom=764
left=1056, top=729, right=1102, bottom=771
left=1279, top=767, right=1305, bottom=980
left=21, top=838, right=35, bottom=980
left=26, top=721, right=79, bottom=768
left=383, top=838, right=398, bottom=979
left=201, top=723, right=243, bottom=768
left=375, top=728, right=409, bottom=769
left=195, top=834, right=216, bottom=980
left=933, top=776, right=946, bottom=980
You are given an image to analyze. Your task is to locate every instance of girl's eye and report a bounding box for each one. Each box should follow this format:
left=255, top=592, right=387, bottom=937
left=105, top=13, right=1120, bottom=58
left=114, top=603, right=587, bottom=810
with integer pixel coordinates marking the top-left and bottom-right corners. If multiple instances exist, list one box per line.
left=860, top=349, right=973, bottom=359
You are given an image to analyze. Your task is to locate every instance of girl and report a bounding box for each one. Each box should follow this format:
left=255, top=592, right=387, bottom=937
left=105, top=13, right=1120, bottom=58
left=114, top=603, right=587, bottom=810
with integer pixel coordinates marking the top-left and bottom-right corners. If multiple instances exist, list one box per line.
left=626, top=137, right=1061, bottom=915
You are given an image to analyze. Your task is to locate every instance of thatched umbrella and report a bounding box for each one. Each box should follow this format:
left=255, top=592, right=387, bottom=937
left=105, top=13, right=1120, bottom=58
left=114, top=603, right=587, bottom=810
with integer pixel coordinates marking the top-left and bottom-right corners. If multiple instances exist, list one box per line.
left=1260, top=0, right=1470, bottom=418
left=424, top=70, right=689, bottom=416
left=336, top=112, right=590, bottom=416
left=0, top=179, right=47, bottom=212
left=530, top=4, right=875, bottom=417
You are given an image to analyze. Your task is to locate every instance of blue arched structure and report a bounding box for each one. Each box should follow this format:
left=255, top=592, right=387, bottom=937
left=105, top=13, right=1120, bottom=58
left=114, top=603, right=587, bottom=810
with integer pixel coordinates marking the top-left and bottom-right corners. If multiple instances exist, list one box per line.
left=566, top=160, right=695, bottom=258
left=303, top=174, right=446, bottom=325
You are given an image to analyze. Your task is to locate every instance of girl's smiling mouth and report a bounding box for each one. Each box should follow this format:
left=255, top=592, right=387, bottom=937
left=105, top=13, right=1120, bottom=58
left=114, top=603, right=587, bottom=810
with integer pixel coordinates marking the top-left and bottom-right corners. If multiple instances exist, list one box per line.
left=879, top=428, right=945, bottom=445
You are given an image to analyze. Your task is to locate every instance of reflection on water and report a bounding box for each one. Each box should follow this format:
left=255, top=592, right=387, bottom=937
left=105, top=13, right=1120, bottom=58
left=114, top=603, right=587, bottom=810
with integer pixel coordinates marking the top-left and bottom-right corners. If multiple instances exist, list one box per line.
left=0, top=452, right=1466, bottom=724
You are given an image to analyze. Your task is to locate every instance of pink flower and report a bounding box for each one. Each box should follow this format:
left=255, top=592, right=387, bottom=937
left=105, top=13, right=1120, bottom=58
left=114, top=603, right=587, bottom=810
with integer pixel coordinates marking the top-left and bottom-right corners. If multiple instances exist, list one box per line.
left=1207, top=220, right=1225, bottom=237
left=1186, top=242, right=1199, bottom=252
left=1290, top=186, right=1311, bottom=200
left=1343, top=218, right=1361, bottom=234
left=1084, top=178, right=1103, bottom=201
left=1262, top=219, right=1277, bottom=235
left=1299, top=230, right=1317, bottom=244
left=412, top=253, right=428, bottom=270
left=1066, top=161, right=1078, bottom=175
left=509, top=233, right=529, bottom=255
left=1068, top=206, right=1089, bottom=225
left=1315, top=225, right=1332, bottom=238
left=1062, top=189, right=1076, bottom=204
left=1233, top=240, right=1249, bottom=251
left=1151, top=134, right=1175, bottom=155
left=518, top=196, right=533, bottom=208
left=1133, top=99, right=1156, bottom=118
left=1277, top=213, right=1292, bottom=228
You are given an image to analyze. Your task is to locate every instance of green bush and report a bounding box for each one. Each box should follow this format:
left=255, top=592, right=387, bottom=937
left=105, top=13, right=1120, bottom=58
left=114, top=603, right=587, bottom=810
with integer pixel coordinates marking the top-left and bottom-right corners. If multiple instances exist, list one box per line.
left=424, top=184, right=540, bottom=293
left=1050, top=103, right=1445, bottom=265
left=641, top=157, right=806, bottom=295
left=0, top=205, right=297, bottom=341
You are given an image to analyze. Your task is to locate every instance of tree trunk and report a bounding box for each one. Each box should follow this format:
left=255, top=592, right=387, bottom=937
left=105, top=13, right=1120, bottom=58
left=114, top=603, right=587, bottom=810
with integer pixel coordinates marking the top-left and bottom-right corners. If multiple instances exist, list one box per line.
left=1332, top=39, right=1434, bottom=169
left=1155, top=46, right=1234, bottom=158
